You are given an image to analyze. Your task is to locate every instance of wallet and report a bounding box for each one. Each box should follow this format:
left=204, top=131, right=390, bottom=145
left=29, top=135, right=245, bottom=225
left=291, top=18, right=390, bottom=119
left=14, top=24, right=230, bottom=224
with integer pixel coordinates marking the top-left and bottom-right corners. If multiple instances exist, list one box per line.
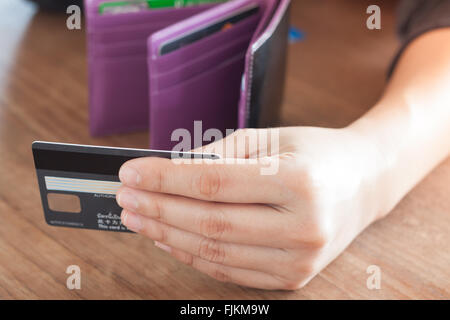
left=85, top=0, right=290, bottom=150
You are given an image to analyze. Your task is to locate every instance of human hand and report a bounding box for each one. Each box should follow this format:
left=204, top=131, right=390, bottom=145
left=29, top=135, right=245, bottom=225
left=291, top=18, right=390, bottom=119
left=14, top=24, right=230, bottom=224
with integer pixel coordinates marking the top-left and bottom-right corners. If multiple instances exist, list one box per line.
left=116, top=127, right=387, bottom=290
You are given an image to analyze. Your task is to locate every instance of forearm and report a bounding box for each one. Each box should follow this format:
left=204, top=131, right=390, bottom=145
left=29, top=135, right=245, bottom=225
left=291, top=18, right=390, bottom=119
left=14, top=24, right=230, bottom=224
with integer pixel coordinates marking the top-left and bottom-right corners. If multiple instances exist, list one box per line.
left=349, top=28, right=450, bottom=218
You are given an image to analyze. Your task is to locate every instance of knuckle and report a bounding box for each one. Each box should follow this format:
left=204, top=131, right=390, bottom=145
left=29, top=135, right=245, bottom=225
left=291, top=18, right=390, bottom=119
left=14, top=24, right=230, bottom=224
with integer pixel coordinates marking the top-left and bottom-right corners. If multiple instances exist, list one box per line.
left=282, top=165, right=321, bottom=204
left=284, top=252, right=316, bottom=278
left=293, top=261, right=316, bottom=275
left=179, top=252, right=194, bottom=266
left=306, top=221, right=332, bottom=249
left=156, top=224, right=168, bottom=243
left=285, top=225, right=306, bottom=247
left=286, top=232, right=325, bottom=250
left=282, top=279, right=305, bottom=291
left=286, top=218, right=331, bottom=250
left=155, top=167, right=164, bottom=192
left=194, top=167, right=222, bottom=199
left=211, top=267, right=230, bottom=283
left=308, top=233, right=329, bottom=249
left=198, top=209, right=231, bottom=240
left=197, top=237, right=226, bottom=264
left=286, top=228, right=300, bottom=246
left=150, top=197, right=164, bottom=221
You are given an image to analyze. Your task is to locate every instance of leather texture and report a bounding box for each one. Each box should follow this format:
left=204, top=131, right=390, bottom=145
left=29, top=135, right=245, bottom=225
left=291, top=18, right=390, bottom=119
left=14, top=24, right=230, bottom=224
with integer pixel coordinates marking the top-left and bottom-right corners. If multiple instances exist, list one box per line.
left=85, top=0, right=216, bottom=135
left=85, top=0, right=290, bottom=150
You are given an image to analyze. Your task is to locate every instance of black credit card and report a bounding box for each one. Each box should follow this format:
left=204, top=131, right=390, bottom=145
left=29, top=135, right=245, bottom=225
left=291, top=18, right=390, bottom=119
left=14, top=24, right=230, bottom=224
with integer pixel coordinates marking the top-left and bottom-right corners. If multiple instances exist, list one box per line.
left=32, top=141, right=219, bottom=233
left=159, top=4, right=259, bottom=55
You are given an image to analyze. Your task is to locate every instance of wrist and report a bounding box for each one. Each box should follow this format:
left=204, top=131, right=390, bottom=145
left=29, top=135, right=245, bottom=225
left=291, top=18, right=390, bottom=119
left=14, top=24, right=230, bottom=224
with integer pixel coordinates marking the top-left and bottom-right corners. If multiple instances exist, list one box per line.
left=343, top=117, right=397, bottom=221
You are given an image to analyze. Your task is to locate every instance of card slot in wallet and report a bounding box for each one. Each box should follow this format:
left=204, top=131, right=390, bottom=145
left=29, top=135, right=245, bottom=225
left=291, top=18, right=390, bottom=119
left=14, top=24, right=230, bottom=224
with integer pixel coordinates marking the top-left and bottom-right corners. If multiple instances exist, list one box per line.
left=150, top=53, right=246, bottom=150
left=89, top=21, right=176, bottom=45
left=151, top=31, right=254, bottom=91
left=89, top=51, right=149, bottom=64
left=90, top=37, right=149, bottom=59
left=88, top=21, right=171, bottom=59
left=89, top=55, right=149, bottom=135
left=149, top=11, right=261, bottom=75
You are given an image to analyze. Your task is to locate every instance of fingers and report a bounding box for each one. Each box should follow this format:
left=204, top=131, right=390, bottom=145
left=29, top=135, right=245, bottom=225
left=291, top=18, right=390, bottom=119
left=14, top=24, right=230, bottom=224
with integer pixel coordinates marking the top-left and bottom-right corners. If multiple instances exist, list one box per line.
left=121, top=210, right=291, bottom=275
left=118, top=156, right=287, bottom=204
left=117, top=188, right=294, bottom=248
left=168, top=248, right=287, bottom=290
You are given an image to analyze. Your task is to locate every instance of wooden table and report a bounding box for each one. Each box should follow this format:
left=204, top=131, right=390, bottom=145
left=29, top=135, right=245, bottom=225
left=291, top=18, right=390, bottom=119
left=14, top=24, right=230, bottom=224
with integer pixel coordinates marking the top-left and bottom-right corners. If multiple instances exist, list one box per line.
left=0, top=0, right=448, bottom=299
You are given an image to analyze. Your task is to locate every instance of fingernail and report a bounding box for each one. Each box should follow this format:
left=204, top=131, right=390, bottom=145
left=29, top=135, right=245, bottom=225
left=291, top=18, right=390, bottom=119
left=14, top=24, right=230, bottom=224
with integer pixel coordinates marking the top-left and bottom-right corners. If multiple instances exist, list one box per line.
left=119, top=166, right=140, bottom=186
left=122, top=211, right=142, bottom=232
left=117, top=192, right=138, bottom=210
left=154, top=241, right=172, bottom=253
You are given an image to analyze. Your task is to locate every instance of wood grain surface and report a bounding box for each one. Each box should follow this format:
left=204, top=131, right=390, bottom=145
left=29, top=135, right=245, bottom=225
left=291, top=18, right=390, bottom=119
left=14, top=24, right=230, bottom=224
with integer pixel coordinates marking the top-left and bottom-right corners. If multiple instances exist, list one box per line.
left=0, top=0, right=448, bottom=299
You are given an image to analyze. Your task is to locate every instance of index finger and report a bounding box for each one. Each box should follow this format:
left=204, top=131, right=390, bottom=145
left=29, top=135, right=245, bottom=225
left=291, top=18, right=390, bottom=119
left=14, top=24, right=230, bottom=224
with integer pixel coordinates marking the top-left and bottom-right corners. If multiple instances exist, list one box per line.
left=118, top=157, right=287, bottom=204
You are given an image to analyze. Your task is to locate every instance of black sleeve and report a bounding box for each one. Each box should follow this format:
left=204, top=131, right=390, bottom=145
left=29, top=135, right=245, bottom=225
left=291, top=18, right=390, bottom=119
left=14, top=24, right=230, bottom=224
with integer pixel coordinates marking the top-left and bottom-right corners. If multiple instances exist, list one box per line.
left=390, top=0, right=450, bottom=74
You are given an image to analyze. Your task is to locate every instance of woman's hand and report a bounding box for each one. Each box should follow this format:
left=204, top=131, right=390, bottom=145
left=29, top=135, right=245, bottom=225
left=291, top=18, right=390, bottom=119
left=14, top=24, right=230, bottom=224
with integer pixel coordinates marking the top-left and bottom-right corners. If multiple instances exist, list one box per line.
left=116, top=126, right=387, bottom=290
left=117, top=29, right=450, bottom=290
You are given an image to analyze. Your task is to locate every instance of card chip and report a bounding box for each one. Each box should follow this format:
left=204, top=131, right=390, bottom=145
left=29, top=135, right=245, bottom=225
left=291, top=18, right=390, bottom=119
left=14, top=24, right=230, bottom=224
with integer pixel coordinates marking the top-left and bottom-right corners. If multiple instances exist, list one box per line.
left=47, top=193, right=82, bottom=213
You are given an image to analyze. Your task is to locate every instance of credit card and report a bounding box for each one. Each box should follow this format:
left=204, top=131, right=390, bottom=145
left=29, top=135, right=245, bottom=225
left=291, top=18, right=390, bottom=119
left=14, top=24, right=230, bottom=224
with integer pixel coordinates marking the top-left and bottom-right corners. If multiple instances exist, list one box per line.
left=158, top=4, right=259, bottom=55
left=98, top=0, right=228, bottom=15
left=32, top=141, right=219, bottom=233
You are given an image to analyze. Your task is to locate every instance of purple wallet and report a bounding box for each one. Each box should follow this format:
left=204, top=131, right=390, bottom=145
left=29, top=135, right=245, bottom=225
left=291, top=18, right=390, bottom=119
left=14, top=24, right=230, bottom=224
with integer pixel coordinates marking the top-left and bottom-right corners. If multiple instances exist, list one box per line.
left=85, top=0, right=290, bottom=150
